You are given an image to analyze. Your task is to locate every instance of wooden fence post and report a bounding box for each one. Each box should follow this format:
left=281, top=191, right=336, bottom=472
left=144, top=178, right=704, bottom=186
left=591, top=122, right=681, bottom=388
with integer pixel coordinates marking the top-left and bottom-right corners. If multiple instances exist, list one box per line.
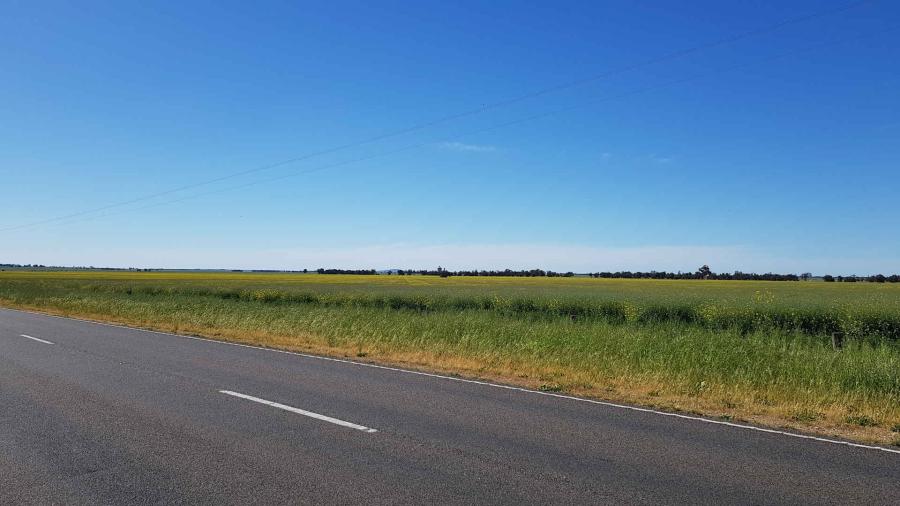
left=832, top=331, right=844, bottom=350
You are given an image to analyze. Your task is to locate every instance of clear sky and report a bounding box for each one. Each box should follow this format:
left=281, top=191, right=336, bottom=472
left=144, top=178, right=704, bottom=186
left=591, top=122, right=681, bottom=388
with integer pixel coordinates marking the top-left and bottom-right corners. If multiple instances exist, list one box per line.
left=1, top=1, right=898, bottom=274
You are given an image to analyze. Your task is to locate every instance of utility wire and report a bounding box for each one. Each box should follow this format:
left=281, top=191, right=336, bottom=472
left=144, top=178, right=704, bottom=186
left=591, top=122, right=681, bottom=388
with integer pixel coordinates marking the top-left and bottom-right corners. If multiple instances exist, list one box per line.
left=44, top=23, right=898, bottom=230
left=0, top=0, right=873, bottom=233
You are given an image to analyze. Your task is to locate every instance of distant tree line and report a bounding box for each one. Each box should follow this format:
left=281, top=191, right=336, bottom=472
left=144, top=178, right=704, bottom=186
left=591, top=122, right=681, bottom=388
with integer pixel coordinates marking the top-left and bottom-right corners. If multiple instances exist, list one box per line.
left=0, top=263, right=154, bottom=271
left=315, top=268, right=377, bottom=275
left=587, top=270, right=801, bottom=281
left=823, top=274, right=900, bottom=283
left=379, top=265, right=900, bottom=282
left=395, top=267, right=575, bottom=278
left=390, top=265, right=797, bottom=280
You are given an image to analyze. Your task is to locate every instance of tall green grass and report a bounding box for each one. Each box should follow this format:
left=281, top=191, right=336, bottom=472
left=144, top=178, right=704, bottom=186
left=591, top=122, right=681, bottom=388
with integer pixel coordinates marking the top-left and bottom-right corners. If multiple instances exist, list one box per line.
left=2, top=273, right=899, bottom=342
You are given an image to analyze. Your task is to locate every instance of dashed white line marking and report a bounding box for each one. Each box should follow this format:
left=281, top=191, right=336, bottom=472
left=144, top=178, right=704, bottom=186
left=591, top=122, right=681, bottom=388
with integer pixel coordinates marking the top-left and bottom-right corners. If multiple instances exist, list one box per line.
left=20, top=334, right=54, bottom=345
left=4, top=307, right=899, bottom=455
left=220, top=390, right=378, bottom=433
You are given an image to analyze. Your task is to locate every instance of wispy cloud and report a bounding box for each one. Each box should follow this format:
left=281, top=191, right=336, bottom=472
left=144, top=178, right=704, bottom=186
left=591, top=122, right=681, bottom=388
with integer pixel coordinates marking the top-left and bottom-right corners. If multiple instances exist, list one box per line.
left=22, top=243, right=748, bottom=272
left=437, top=141, right=497, bottom=153
left=8, top=242, right=898, bottom=275
left=647, top=154, right=674, bottom=164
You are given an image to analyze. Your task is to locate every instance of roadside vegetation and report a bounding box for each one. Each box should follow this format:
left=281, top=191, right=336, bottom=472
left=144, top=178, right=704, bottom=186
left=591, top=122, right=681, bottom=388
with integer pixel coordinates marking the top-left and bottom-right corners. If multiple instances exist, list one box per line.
left=1, top=271, right=898, bottom=445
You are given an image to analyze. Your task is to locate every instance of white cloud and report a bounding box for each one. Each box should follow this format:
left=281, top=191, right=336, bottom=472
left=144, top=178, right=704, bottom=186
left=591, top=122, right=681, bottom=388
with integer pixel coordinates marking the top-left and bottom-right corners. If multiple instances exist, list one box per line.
left=647, top=154, right=673, bottom=164
left=8, top=242, right=897, bottom=275
left=1, top=243, right=757, bottom=273
left=268, top=243, right=748, bottom=272
left=437, top=141, right=497, bottom=153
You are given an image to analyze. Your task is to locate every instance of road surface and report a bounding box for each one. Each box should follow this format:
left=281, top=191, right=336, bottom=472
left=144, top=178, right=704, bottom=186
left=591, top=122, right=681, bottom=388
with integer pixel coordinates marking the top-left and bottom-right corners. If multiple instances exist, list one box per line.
left=1, top=307, right=897, bottom=505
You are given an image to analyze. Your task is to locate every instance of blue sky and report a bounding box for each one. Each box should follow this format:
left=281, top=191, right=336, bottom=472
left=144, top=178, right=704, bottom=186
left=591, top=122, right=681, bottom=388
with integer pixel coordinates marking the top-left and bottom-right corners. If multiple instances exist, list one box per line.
left=1, top=1, right=898, bottom=274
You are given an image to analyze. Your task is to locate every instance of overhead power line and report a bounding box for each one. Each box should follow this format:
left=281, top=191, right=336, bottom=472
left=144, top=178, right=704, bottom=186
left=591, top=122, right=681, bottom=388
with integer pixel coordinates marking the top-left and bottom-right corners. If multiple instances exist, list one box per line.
left=0, top=0, right=874, bottom=233
left=42, top=23, right=898, bottom=230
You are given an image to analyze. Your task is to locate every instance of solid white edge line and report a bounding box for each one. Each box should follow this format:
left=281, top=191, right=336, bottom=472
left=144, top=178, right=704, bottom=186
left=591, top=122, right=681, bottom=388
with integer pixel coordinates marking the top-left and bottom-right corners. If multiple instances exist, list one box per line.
left=20, top=334, right=54, bottom=345
left=220, top=390, right=377, bottom=433
left=2, top=307, right=898, bottom=455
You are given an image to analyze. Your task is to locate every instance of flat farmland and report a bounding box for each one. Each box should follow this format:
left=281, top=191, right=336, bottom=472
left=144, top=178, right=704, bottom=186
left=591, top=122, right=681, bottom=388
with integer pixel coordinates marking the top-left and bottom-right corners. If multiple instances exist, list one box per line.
left=1, top=270, right=898, bottom=445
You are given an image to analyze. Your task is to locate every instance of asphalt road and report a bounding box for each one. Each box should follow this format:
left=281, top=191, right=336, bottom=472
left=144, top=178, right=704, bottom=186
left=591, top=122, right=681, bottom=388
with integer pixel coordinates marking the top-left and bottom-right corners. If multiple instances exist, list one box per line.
left=1, top=307, right=897, bottom=505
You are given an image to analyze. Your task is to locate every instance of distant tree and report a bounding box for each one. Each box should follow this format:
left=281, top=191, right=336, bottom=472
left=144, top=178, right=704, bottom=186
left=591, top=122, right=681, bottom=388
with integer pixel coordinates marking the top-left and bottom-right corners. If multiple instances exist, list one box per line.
left=800, top=272, right=812, bottom=281
left=823, top=274, right=835, bottom=282
left=697, top=265, right=712, bottom=279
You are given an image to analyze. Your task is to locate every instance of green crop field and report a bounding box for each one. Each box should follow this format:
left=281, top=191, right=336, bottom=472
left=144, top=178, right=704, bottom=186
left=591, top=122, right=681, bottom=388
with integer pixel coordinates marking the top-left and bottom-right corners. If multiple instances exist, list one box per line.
left=1, top=270, right=898, bottom=445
